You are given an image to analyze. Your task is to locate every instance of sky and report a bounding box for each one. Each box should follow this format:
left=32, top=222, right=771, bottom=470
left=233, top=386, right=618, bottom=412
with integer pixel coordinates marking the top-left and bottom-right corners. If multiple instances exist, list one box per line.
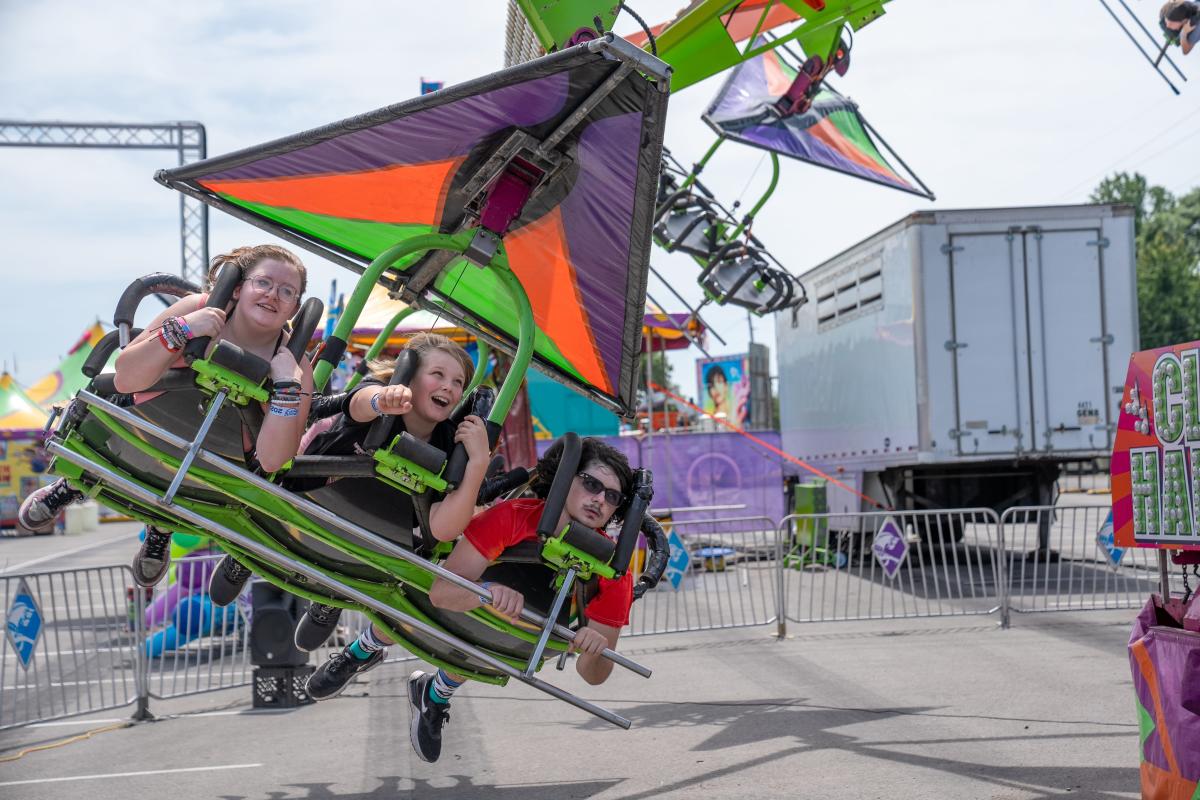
left=1, top=0, right=1197, bottom=408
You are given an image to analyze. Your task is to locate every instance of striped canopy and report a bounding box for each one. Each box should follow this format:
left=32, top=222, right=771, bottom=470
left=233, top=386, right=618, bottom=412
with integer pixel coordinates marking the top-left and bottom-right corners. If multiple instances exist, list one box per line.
left=704, top=44, right=934, bottom=199
left=158, top=38, right=670, bottom=416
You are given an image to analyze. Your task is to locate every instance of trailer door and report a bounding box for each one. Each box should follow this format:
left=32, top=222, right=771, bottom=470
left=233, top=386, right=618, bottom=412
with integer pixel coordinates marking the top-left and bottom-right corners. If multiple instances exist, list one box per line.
left=947, top=232, right=1031, bottom=456
left=1026, top=228, right=1112, bottom=452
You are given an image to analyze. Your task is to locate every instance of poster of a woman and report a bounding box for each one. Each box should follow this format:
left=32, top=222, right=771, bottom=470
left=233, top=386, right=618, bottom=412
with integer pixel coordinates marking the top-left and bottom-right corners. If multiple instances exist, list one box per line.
left=697, top=356, right=751, bottom=427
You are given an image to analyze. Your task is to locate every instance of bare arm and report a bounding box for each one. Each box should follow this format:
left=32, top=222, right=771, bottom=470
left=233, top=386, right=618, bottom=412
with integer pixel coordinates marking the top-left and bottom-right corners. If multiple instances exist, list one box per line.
left=112, top=294, right=208, bottom=393
left=255, top=352, right=313, bottom=473
left=574, top=622, right=621, bottom=685
left=428, top=538, right=524, bottom=618
left=426, top=416, right=490, bottom=541
left=1183, top=20, right=1196, bottom=55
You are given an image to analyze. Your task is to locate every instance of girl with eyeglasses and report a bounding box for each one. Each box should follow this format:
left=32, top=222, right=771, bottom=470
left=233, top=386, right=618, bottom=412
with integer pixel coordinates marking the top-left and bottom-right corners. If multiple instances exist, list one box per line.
left=304, top=435, right=635, bottom=764
left=19, top=245, right=314, bottom=587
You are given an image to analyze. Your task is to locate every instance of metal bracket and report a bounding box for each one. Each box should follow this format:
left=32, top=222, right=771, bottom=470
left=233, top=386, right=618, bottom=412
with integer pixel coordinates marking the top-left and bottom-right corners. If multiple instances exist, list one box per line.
left=944, top=340, right=968, bottom=351
left=464, top=228, right=501, bottom=267
left=1086, top=238, right=1111, bottom=248
left=1090, top=333, right=1115, bottom=345
left=940, top=243, right=963, bottom=255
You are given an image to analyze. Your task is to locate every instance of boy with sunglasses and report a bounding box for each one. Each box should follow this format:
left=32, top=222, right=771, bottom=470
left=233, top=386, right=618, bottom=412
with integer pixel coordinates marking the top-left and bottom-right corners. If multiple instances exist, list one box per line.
left=307, top=436, right=634, bottom=763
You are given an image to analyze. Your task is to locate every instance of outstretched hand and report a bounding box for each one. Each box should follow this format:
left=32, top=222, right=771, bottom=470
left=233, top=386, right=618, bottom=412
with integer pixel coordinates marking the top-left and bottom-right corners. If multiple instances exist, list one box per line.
left=373, top=385, right=412, bottom=416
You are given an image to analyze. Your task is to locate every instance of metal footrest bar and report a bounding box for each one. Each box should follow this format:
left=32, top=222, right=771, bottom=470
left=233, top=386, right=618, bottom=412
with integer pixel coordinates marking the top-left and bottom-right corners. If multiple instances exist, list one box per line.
left=46, top=441, right=633, bottom=729
left=68, top=390, right=651, bottom=680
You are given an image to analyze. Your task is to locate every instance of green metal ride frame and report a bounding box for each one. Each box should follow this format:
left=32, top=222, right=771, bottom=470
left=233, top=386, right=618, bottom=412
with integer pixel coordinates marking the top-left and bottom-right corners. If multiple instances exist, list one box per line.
left=45, top=234, right=640, bottom=708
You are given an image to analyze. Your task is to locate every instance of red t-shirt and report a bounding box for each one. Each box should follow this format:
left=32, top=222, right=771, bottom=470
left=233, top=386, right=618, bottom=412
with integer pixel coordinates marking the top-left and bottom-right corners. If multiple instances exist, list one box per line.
left=464, top=497, right=634, bottom=629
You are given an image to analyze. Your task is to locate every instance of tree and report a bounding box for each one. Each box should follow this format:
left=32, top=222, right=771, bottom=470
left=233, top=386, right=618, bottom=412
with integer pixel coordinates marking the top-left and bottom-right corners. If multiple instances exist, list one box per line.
left=1091, top=173, right=1200, bottom=349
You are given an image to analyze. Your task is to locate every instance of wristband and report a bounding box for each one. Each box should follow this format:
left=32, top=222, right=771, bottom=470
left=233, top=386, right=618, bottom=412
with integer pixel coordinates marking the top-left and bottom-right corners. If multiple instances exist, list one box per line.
left=268, top=404, right=299, bottom=418
left=174, top=317, right=193, bottom=341
left=369, top=392, right=382, bottom=416
left=478, top=580, right=495, bottom=604
left=273, top=379, right=302, bottom=392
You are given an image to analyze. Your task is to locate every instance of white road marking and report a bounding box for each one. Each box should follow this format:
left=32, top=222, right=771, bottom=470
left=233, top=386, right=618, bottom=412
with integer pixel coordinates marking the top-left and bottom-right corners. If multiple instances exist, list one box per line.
left=27, top=717, right=125, bottom=727
left=1, top=533, right=139, bottom=574
left=0, top=763, right=263, bottom=787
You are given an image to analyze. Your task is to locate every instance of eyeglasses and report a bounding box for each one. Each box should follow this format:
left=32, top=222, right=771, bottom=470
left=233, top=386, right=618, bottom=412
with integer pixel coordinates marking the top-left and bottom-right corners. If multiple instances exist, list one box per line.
left=244, top=275, right=300, bottom=304
left=576, top=472, right=624, bottom=507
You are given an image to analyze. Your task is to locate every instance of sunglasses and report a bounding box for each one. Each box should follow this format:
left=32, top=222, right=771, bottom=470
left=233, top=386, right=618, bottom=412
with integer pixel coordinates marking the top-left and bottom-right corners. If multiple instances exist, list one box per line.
left=576, top=471, right=624, bottom=507
left=243, top=274, right=300, bottom=304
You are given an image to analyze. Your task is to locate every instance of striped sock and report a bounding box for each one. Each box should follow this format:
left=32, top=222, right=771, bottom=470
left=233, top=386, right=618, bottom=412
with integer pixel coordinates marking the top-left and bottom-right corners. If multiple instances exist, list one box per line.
left=347, top=627, right=387, bottom=661
left=428, top=669, right=462, bottom=705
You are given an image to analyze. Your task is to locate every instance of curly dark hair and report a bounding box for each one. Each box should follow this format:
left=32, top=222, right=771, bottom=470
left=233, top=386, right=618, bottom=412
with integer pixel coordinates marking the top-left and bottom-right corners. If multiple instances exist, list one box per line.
left=530, top=436, right=634, bottom=525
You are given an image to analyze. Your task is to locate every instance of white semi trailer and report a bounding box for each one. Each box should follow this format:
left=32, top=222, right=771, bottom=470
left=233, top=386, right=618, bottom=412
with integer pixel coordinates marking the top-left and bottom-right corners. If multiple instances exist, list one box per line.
left=776, top=204, right=1137, bottom=524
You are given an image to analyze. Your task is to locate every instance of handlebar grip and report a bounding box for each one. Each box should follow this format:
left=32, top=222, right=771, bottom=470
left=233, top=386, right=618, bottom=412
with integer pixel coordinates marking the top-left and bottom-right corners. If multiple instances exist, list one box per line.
left=184, top=264, right=240, bottom=364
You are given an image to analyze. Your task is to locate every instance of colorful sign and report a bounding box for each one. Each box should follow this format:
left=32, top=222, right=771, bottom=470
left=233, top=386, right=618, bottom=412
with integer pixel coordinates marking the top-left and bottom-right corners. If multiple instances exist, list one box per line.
left=872, top=516, right=908, bottom=579
left=0, top=433, right=49, bottom=528
left=1113, top=342, right=1200, bottom=550
left=663, top=530, right=690, bottom=590
left=696, top=354, right=751, bottom=427
left=6, top=579, right=43, bottom=669
left=1094, top=510, right=1125, bottom=567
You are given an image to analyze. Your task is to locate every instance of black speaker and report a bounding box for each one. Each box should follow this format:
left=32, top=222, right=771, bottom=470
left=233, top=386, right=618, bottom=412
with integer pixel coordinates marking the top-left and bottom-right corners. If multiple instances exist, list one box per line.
left=249, top=581, right=310, bottom=667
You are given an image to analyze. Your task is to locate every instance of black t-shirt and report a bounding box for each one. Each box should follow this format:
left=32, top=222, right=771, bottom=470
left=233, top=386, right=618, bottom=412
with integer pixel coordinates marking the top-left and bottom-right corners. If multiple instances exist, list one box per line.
left=304, top=378, right=456, bottom=460
left=294, top=378, right=457, bottom=545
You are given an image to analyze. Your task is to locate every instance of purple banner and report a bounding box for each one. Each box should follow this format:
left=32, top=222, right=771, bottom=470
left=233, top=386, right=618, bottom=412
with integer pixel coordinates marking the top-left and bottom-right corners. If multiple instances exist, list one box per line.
left=538, top=430, right=786, bottom=523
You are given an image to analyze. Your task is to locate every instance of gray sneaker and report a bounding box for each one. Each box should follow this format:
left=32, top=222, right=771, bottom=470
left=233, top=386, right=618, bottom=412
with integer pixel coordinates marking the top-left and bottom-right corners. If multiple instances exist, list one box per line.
left=294, top=603, right=343, bottom=652
left=18, top=479, right=83, bottom=533
left=407, top=670, right=450, bottom=763
left=131, top=527, right=172, bottom=587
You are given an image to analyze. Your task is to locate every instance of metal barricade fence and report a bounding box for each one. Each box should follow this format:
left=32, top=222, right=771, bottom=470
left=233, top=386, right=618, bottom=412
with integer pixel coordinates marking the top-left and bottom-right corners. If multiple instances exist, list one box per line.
left=8, top=507, right=1195, bottom=730
left=1, top=565, right=142, bottom=730
left=143, top=553, right=251, bottom=702
left=778, top=509, right=1003, bottom=629
left=627, top=516, right=781, bottom=637
left=998, top=505, right=1188, bottom=620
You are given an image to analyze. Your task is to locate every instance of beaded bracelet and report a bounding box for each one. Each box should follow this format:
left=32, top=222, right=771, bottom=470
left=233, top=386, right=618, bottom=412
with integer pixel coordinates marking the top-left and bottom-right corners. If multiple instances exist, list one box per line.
left=157, top=326, right=180, bottom=352
left=174, top=316, right=192, bottom=341
left=162, top=318, right=188, bottom=350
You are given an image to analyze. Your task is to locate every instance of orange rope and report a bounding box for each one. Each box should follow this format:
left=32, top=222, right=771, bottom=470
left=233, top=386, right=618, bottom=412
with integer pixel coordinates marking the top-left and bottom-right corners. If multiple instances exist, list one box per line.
left=648, top=381, right=889, bottom=511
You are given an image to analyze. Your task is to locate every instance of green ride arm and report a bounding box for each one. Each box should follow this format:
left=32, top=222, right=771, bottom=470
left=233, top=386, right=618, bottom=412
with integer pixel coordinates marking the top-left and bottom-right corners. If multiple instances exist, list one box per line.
left=728, top=152, right=780, bottom=242
left=314, top=230, right=477, bottom=391
left=680, top=136, right=725, bottom=191
left=465, top=338, right=490, bottom=397
left=487, top=260, right=535, bottom=427
left=344, top=306, right=419, bottom=392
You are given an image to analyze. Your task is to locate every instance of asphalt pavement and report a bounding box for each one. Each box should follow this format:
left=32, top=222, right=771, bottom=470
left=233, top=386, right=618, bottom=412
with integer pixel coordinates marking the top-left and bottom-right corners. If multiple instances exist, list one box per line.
left=0, top=505, right=1145, bottom=799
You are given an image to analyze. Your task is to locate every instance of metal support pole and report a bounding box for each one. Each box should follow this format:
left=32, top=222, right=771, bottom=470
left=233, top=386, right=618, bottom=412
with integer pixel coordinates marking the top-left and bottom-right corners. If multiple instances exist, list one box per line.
left=775, top=518, right=787, bottom=639
left=162, top=390, right=226, bottom=505
left=1159, top=550, right=1171, bottom=600
left=525, top=567, right=577, bottom=677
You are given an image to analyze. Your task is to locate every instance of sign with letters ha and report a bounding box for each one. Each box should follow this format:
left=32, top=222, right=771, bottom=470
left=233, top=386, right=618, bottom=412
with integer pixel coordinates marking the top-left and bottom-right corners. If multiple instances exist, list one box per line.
left=1112, top=342, right=1200, bottom=551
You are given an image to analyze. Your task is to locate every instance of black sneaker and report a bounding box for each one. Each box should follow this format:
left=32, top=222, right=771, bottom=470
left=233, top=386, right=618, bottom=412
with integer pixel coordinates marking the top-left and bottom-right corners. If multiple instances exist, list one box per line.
left=208, top=554, right=253, bottom=606
left=18, top=479, right=83, bottom=533
left=294, top=603, right=343, bottom=652
left=305, top=646, right=384, bottom=700
left=131, top=527, right=172, bottom=588
left=407, top=670, right=450, bottom=763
